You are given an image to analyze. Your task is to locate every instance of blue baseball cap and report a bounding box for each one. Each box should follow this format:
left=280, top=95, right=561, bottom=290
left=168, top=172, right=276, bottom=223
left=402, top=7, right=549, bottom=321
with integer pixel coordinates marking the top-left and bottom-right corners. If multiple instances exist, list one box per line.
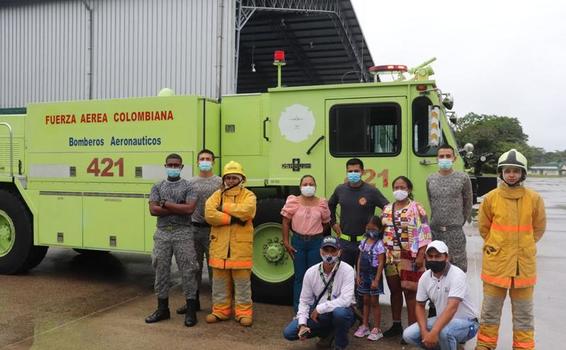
left=321, top=236, right=340, bottom=249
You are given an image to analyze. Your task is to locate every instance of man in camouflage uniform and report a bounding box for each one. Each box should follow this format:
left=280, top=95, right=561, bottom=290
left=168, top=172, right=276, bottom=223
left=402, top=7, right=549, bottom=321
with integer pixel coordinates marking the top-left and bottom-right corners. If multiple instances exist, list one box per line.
left=177, top=149, right=222, bottom=315
left=426, top=144, right=472, bottom=272
left=145, top=153, right=199, bottom=327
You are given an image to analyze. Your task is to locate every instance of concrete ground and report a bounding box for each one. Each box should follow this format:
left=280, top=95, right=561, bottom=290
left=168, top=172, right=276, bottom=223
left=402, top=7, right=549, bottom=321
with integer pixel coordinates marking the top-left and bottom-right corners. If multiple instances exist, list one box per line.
left=0, top=177, right=563, bottom=349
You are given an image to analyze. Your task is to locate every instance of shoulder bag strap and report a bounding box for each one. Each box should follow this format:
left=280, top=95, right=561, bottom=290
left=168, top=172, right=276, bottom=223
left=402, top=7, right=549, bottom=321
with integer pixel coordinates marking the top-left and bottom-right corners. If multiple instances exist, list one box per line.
left=313, top=262, right=340, bottom=307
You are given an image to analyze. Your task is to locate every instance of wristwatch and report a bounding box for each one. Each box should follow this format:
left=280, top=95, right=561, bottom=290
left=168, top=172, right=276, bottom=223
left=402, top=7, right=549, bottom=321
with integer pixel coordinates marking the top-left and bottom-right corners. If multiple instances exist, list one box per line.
left=160, top=200, right=166, bottom=208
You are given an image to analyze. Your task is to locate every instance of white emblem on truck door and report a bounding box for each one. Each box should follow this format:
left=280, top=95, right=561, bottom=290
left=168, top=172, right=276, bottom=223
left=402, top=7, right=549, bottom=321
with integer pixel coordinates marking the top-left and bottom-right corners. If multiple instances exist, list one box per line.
left=278, top=104, right=315, bottom=143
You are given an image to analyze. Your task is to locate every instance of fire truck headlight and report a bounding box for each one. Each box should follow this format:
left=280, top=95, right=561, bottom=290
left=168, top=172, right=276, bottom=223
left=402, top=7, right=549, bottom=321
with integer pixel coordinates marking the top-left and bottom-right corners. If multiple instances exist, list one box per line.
left=442, top=93, right=454, bottom=110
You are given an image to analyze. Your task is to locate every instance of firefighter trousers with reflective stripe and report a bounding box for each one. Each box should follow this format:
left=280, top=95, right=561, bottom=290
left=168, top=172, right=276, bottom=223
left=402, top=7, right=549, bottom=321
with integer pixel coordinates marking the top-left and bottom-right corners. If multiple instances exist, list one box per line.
left=476, top=282, right=534, bottom=350
left=211, top=268, right=252, bottom=321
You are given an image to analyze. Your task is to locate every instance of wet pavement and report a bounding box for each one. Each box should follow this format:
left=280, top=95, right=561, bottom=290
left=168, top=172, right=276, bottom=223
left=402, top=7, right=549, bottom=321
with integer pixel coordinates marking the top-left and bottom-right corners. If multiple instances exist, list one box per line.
left=0, top=177, right=564, bottom=349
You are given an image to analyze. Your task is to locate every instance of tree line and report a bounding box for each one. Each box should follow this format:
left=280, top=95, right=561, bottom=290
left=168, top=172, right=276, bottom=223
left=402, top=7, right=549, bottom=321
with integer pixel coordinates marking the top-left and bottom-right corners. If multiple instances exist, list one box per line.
left=454, top=113, right=564, bottom=173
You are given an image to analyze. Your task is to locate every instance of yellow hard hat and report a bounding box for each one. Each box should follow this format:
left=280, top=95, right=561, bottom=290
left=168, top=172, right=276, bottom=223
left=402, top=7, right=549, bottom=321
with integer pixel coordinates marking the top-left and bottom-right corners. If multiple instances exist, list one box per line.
left=223, top=161, right=246, bottom=178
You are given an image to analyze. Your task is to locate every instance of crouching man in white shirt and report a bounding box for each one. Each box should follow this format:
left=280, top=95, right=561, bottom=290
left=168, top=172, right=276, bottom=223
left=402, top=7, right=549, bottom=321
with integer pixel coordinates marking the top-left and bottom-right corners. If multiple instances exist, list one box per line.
left=403, top=240, right=479, bottom=350
left=283, top=236, right=355, bottom=350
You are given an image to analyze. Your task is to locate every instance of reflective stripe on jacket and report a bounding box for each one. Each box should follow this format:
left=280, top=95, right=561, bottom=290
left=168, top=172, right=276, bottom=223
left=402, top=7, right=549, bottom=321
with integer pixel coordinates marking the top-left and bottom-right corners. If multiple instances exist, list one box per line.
left=205, top=186, right=257, bottom=270
left=478, top=183, right=546, bottom=288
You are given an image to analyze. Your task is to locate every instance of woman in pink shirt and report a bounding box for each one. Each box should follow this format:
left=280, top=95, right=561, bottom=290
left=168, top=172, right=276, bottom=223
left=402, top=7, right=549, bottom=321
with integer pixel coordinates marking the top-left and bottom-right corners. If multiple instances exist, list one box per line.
left=281, top=175, right=331, bottom=311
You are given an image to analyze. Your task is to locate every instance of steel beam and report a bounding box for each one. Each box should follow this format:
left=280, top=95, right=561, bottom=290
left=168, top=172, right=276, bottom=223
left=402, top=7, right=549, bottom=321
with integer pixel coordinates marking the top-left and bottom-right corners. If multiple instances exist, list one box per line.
left=235, top=0, right=369, bottom=87
left=240, top=0, right=337, bottom=13
left=271, top=18, right=321, bottom=84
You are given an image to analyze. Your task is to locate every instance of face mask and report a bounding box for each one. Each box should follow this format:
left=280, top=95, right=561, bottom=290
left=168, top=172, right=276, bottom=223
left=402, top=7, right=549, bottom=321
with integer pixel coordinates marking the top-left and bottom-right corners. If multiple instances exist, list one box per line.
left=321, top=254, right=339, bottom=265
left=438, top=159, right=453, bottom=170
left=300, top=186, right=316, bottom=197
left=347, top=171, right=361, bottom=184
left=198, top=160, right=212, bottom=172
left=365, top=230, right=380, bottom=239
left=166, top=167, right=181, bottom=178
left=426, top=260, right=447, bottom=273
left=393, top=189, right=409, bottom=201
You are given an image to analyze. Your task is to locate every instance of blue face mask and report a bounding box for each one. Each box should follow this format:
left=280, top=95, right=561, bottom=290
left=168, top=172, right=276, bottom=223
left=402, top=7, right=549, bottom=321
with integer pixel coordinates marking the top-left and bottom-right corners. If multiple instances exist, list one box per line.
left=166, top=167, right=181, bottom=178
left=347, top=171, right=361, bottom=184
left=198, top=160, right=212, bottom=172
left=438, top=158, right=453, bottom=170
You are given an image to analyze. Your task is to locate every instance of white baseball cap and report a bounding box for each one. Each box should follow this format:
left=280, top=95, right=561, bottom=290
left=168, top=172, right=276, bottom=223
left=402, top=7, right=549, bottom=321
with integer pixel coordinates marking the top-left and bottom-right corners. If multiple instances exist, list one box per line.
left=426, top=240, right=449, bottom=254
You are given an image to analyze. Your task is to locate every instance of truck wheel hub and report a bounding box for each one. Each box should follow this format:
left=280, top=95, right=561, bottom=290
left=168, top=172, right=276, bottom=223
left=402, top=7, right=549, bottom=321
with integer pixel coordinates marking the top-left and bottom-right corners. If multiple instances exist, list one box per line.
left=263, top=239, right=284, bottom=263
left=0, top=211, right=15, bottom=256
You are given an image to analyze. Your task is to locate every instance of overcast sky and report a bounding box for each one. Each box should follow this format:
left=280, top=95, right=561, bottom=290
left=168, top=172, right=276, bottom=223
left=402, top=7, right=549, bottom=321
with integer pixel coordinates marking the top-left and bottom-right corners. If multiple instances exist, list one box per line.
left=352, top=0, right=566, bottom=152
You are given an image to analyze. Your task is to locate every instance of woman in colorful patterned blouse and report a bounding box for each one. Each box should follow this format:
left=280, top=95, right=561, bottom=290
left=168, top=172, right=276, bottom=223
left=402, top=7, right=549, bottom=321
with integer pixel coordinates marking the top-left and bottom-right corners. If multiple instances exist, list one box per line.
left=281, top=175, right=332, bottom=311
left=381, top=176, right=432, bottom=340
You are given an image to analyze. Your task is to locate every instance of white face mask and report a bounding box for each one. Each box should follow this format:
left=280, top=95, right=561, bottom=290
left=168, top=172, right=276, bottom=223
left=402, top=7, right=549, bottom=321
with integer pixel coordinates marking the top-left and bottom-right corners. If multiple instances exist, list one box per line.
left=321, top=254, right=339, bottom=264
left=300, top=186, right=316, bottom=197
left=393, top=189, right=409, bottom=201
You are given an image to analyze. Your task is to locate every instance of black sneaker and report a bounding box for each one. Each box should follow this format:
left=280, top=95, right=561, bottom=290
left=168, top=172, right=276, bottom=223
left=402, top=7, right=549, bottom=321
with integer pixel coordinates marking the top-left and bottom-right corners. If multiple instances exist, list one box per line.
left=383, top=322, right=403, bottom=337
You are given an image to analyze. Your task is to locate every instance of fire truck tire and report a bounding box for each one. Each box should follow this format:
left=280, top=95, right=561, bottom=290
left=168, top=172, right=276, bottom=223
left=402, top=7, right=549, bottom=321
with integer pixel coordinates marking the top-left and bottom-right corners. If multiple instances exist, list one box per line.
left=251, top=198, right=293, bottom=304
left=0, top=189, right=37, bottom=274
left=23, top=245, right=48, bottom=271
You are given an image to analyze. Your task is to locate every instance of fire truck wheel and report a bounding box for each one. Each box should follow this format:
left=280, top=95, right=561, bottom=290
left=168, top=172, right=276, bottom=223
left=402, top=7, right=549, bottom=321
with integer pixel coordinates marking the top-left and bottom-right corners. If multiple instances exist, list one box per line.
left=0, top=189, right=38, bottom=274
left=251, top=198, right=293, bottom=304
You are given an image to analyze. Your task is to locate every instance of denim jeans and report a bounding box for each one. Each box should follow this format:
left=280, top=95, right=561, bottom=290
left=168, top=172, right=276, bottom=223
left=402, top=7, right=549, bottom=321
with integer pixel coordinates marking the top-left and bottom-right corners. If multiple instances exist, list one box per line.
left=403, top=316, right=479, bottom=350
left=283, top=307, right=355, bottom=348
left=291, top=234, right=323, bottom=311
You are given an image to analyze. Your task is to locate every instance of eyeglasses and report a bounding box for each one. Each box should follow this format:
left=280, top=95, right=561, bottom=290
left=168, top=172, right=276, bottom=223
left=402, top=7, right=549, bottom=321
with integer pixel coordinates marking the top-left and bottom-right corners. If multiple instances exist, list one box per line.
left=224, top=176, right=241, bottom=181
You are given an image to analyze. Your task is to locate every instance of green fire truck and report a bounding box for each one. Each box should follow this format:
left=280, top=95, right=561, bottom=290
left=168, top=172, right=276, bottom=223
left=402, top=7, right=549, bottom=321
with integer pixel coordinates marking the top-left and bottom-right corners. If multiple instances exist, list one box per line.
left=0, top=56, right=494, bottom=302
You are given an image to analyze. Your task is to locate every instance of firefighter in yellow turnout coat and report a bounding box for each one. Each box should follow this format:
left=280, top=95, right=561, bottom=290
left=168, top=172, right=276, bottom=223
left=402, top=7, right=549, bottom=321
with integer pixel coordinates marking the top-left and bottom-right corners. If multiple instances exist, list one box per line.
left=476, top=149, right=546, bottom=350
left=205, top=161, right=257, bottom=326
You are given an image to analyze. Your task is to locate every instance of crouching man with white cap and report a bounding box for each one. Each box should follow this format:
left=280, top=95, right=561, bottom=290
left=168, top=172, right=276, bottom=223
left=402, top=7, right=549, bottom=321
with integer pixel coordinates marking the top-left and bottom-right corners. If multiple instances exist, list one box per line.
left=283, top=236, right=355, bottom=350
left=403, top=240, right=479, bottom=350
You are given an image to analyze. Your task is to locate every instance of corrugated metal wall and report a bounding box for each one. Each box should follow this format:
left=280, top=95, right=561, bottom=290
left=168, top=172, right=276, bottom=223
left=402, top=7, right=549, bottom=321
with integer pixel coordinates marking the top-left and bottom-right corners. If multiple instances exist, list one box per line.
left=0, top=0, right=235, bottom=108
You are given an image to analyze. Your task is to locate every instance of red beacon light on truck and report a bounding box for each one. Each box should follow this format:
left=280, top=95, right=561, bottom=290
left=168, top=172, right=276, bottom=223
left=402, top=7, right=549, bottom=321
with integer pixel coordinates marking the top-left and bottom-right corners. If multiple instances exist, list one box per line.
left=368, top=64, right=408, bottom=82
left=273, top=50, right=287, bottom=88
left=273, top=50, right=286, bottom=63
left=369, top=65, right=408, bottom=73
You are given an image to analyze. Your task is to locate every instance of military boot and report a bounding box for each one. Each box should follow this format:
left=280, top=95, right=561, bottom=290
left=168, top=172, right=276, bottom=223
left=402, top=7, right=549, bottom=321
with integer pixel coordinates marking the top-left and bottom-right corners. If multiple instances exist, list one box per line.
left=177, top=291, right=201, bottom=314
left=145, top=298, right=170, bottom=323
left=184, top=299, right=198, bottom=327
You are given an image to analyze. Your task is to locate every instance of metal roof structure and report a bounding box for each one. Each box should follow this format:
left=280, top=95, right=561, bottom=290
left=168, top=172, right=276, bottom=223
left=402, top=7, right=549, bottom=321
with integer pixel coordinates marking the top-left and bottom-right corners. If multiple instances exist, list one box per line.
left=235, top=0, right=374, bottom=93
left=0, top=0, right=374, bottom=107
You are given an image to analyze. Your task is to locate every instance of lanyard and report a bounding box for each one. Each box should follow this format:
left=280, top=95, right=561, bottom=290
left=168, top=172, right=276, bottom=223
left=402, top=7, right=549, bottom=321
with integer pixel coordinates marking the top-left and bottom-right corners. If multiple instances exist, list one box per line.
left=318, top=262, right=340, bottom=301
